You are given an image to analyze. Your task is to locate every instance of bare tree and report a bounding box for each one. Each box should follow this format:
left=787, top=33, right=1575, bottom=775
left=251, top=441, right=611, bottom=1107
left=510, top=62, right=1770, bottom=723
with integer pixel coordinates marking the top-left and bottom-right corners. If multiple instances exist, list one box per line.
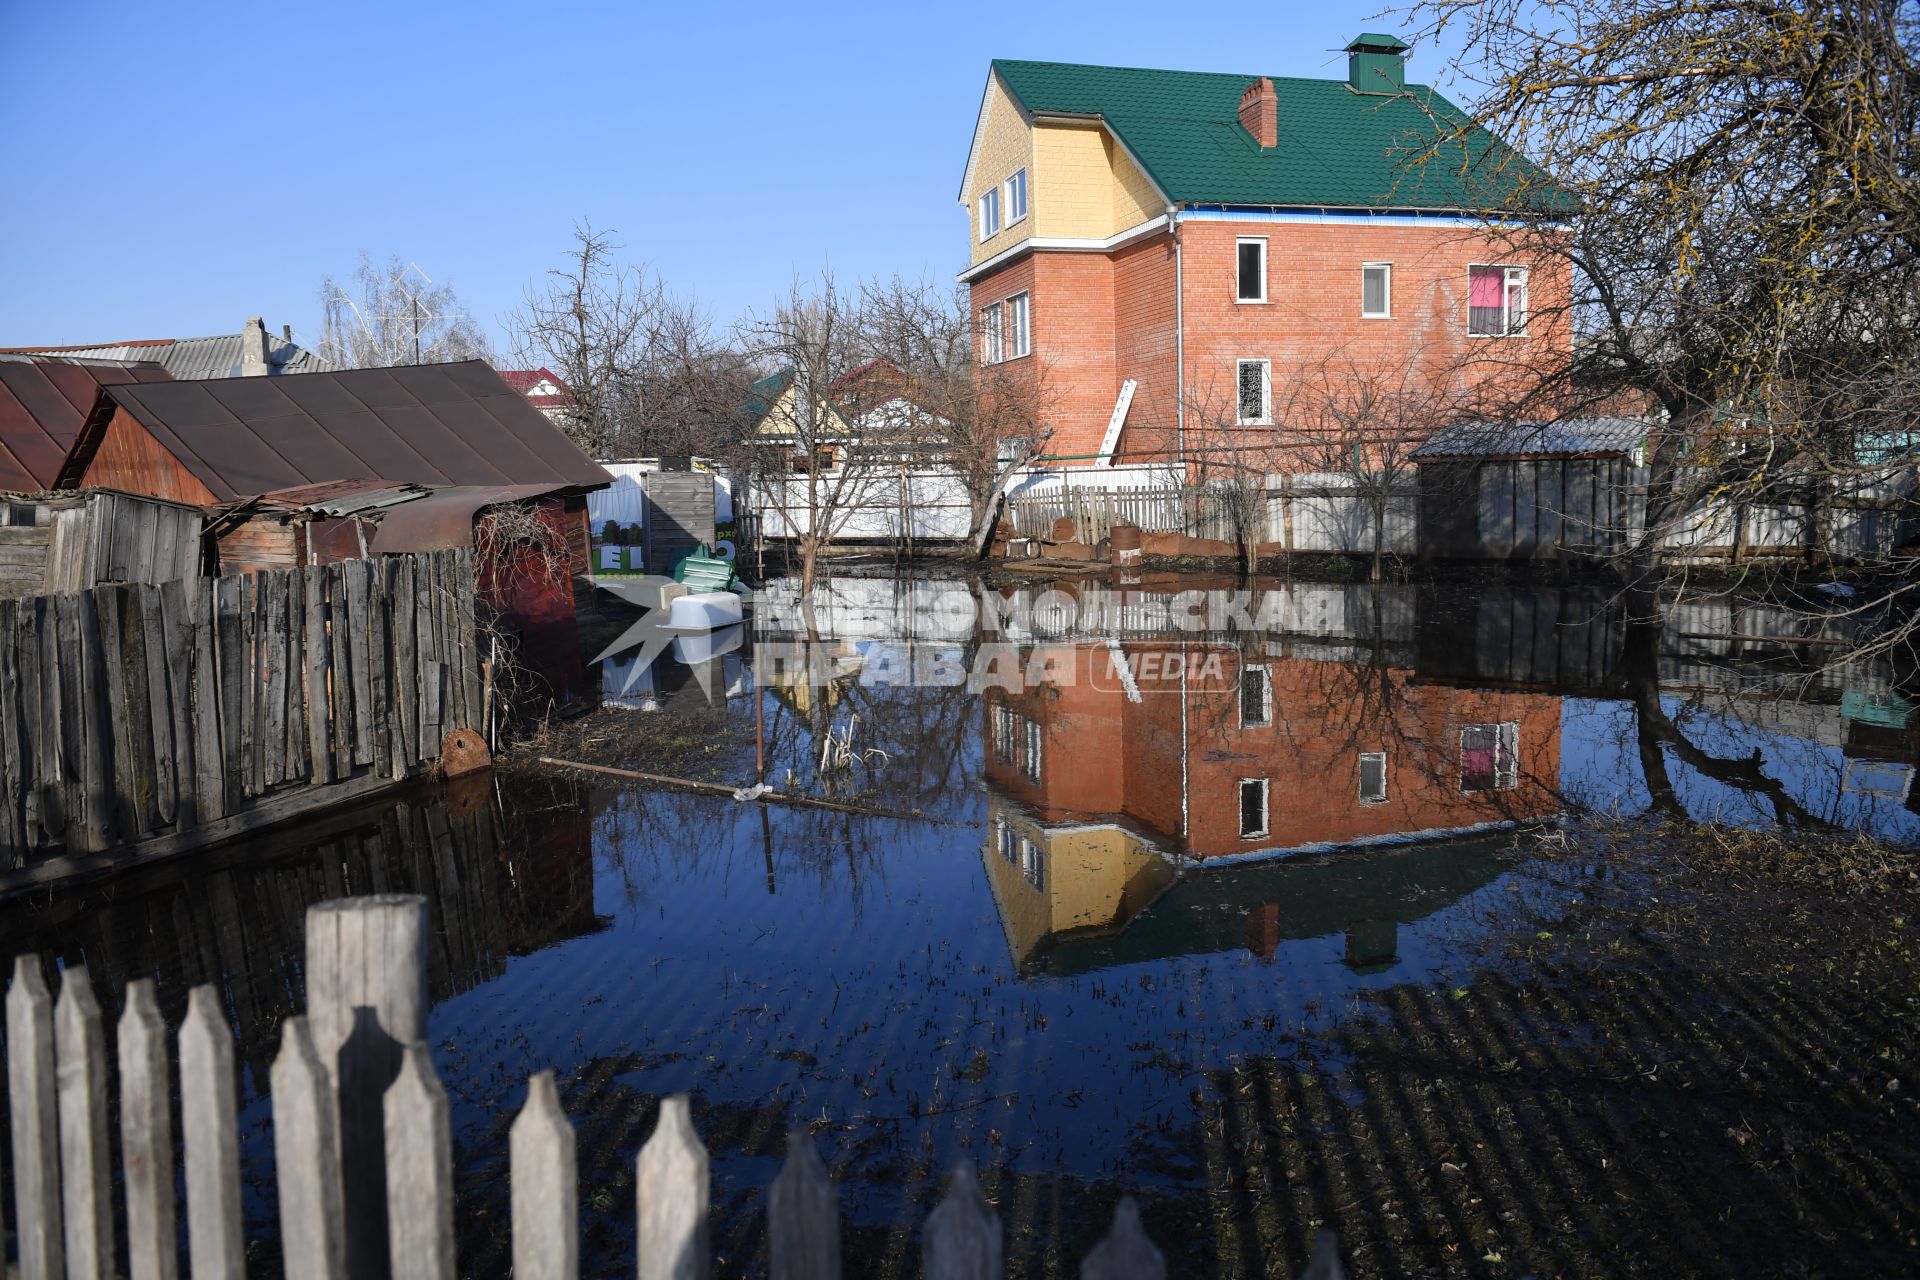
left=1180, top=372, right=1280, bottom=580
left=861, top=279, right=1054, bottom=552
left=318, top=252, right=494, bottom=369
left=734, top=277, right=898, bottom=595
left=1287, top=355, right=1460, bottom=583
left=1401, top=0, right=1920, bottom=628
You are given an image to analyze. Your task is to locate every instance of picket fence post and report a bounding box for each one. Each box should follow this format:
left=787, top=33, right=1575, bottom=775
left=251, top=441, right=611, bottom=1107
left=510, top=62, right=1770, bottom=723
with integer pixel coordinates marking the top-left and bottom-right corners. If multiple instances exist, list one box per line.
left=924, top=1158, right=1000, bottom=1280
left=55, top=964, right=112, bottom=1280
left=7, top=954, right=64, bottom=1280
left=271, top=1014, right=347, bottom=1280
left=637, top=1094, right=710, bottom=1280
left=118, top=979, right=178, bottom=1280
left=305, top=892, right=428, bottom=1280
left=180, top=984, right=246, bottom=1280
left=511, top=1070, right=579, bottom=1280
left=771, top=1126, right=840, bottom=1280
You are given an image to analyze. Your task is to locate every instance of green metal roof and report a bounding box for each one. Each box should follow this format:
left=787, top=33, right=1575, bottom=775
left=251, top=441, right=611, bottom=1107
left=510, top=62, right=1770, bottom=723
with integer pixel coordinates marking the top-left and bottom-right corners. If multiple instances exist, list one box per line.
left=990, top=58, right=1570, bottom=214
left=1347, top=33, right=1411, bottom=52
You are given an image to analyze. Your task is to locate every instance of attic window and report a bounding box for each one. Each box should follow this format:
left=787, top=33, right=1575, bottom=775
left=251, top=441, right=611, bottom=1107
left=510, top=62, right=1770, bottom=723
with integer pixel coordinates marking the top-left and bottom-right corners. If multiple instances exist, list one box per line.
left=1236, top=238, right=1267, bottom=302
left=1005, top=168, right=1028, bottom=224
left=979, top=186, right=1002, bottom=241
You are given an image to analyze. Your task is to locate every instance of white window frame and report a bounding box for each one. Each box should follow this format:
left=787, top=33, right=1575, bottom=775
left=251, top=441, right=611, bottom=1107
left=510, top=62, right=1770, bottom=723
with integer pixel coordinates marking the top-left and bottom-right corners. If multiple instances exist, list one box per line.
left=1361, top=262, right=1392, bottom=318
left=1358, top=752, right=1388, bottom=804
left=981, top=302, right=1004, bottom=364
left=1467, top=264, right=1529, bottom=337
left=1021, top=716, right=1043, bottom=782
left=979, top=186, right=1001, bottom=242
left=1004, top=168, right=1028, bottom=225
left=1235, top=237, right=1268, bottom=303
left=1459, top=722, right=1519, bottom=793
left=1005, top=291, right=1030, bottom=360
left=1238, top=777, right=1270, bottom=839
left=1019, top=835, right=1045, bottom=890
left=1239, top=663, right=1272, bottom=727
left=1236, top=359, right=1271, bottom=426
left=995, top=816, right=1018, bottom=864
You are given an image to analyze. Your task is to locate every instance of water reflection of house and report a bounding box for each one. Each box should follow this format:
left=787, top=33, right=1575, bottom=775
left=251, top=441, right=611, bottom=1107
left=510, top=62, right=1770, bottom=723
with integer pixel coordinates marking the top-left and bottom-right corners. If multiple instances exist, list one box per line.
left=982, top=642, right=1562, bottom=859
left=979, top=794, right=1178, bottom=967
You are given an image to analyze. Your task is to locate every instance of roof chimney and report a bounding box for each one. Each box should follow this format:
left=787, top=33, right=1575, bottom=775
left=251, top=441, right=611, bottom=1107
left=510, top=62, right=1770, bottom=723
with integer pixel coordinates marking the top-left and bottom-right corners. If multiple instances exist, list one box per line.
left=240, top=315, right=270, bottom=376
left=1238, top=77, right=1278, bottom=149
left=1346, top=33, right=1410, bottom=95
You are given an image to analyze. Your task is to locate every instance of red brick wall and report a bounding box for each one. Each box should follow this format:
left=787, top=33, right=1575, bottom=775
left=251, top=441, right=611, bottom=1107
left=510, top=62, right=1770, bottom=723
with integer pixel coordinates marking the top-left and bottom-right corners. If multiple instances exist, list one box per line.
left=1111, top=234, right=1179, bottom=461
left=1175, top=221, right=1571, bottom=445
left=974, top=219, right=1571, bottom=471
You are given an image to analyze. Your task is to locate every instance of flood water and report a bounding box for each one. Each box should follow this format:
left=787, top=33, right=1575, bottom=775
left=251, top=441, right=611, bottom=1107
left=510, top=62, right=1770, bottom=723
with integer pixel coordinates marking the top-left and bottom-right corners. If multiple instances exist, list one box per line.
left=4, top=571, right=1916, bottom=1274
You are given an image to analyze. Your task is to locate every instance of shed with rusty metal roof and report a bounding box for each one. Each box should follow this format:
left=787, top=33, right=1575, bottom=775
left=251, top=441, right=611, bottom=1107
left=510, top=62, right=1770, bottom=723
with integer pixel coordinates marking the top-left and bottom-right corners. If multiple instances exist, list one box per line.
left=59, top=359, right=611, bottom=505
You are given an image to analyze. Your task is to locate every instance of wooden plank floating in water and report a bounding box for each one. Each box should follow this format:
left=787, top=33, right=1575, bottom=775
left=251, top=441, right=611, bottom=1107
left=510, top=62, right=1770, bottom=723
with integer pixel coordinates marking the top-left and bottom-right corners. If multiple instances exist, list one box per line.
left=0, top=550, right=485, bottom=889
left=535, top=756, right=952, bottom=822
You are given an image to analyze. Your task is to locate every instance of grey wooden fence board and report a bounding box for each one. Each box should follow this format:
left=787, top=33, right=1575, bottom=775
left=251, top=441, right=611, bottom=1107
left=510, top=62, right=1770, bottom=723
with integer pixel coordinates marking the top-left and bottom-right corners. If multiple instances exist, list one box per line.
left=384, top=1042, right=456, bottom=1280
left=55, top=965, right=113, bottom=1280
left=511, top=1071, right=579, bottom=1280
left=180, top=985, right=245, bottom=1280
left=637, top=1094, right=710, bottom=1280
left=306, top=893, right=429, bottom=1280
left=0, top=552, right=479, bottom=872
left=119, top=978, right=180, bottom=1280
left=7, top=955, right=64, bottom=1280
left=1081, top=1197, right=1164, bottom=1280
left=271, top=1014, right=348, bottom=1280
left=924, top=1159, right=1000, bottom=1280
left=771, top=1127, right=840, bottom=1280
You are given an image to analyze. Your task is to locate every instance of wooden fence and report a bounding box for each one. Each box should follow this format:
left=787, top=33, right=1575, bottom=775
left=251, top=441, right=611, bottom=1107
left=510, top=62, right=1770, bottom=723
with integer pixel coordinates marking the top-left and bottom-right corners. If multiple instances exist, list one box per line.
left=0, top=550, right=481, bottom=879
left=0, top=491, right=203, bottom=601
left=2, top=895, right=1346, bottom=1280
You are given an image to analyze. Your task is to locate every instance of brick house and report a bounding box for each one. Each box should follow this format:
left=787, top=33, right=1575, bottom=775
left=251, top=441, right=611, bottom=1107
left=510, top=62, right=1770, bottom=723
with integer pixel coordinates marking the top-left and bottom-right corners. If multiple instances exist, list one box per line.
left=959, top=35, right=1572, bottom=470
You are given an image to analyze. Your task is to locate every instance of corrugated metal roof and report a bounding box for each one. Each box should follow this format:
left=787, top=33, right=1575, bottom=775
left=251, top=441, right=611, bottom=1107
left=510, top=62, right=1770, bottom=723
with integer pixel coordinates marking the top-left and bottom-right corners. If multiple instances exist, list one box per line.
left=370, top=483, right=574, bottom=553
left=0, top=333, right=330, bottom=379
left=0, top=359, right=173, bottom=491
left=1410, top=418, right=1647, bottom=461
left=256, top=479, right=433, bottom=515
left=71, top=360, right=612, bottom=503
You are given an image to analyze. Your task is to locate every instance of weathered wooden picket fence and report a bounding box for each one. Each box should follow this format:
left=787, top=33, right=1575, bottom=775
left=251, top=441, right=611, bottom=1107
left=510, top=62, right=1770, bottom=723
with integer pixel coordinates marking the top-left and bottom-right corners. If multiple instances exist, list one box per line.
left=0, top=550, right=481, bottom=880
left=3, top=895, right=1346, bottom=1279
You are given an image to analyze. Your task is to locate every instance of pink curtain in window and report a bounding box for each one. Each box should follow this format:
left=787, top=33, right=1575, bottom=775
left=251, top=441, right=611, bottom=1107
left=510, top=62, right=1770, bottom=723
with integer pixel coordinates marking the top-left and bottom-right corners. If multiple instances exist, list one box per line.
left=1469, top=267, right=1504, bottom=308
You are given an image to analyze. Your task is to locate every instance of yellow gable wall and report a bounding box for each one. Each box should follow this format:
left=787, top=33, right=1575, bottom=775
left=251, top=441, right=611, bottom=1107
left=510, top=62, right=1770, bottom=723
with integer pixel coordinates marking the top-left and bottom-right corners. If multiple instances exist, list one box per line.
left=981, top=812, right=1177, bottom=966
left=968, top=76, right=1036, bottom=266
left=966, top=72, right=1170, bottom=266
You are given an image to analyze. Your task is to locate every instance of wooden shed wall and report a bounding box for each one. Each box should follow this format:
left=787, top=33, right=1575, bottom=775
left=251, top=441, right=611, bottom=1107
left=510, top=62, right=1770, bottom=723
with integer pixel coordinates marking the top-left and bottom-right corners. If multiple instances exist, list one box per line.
left=217, top=517, right=305, bottom=575
left=80, top=408, right=218, bottom=506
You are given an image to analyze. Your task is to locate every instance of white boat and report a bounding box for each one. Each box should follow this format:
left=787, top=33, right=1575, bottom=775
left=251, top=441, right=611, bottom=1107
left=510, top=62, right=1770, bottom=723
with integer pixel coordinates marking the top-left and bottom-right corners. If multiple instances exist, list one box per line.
left=667, top=590, right=744, bottom=631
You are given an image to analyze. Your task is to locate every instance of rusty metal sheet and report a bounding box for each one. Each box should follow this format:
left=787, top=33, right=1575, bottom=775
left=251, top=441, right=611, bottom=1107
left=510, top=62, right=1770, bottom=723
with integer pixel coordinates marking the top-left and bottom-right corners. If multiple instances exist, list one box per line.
left=0, top=359, right=171, bottom=491
left=368, top=483, right=575, bottom=554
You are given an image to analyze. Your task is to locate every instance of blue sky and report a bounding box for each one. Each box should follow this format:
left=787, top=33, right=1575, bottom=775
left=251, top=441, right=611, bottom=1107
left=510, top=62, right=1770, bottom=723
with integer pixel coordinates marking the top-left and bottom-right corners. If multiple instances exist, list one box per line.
left=0, top=1, right=1469, bottom=355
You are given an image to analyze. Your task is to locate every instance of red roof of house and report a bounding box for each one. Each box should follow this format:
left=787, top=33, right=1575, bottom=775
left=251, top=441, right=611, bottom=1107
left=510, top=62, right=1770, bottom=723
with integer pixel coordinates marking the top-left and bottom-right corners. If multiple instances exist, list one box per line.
left=0, top=359, right=174, bottom=491
left=495, top=367, right=576, bottom=407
